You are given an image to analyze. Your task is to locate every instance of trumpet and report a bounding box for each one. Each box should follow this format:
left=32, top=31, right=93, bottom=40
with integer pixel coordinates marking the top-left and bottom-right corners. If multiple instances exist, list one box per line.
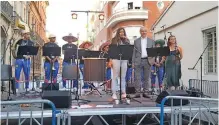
left=153, top=57, right=160, bottom=75
left=52, top=63, right=56, bottom=70
left=51, top=56, right=56, bottom=70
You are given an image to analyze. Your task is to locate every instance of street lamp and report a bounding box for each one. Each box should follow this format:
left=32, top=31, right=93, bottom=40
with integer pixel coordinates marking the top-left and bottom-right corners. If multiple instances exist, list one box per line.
left=99, top=14, right=104, bottom=21
left=71, top=10, right=104, bottom=41
left=72, top=13, right=77, bottom=19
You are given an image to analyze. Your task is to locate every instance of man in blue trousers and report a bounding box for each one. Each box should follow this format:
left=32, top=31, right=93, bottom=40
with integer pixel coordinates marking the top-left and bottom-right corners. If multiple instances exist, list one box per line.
left=43, top=34, right=60, bottom=83
left=62, top=33, right=78, bottom=89
left=151, top=39, right=165, bottom=91
left=79, top=41, right=93, bottom=89
left=13, top=28, right=34, bottom=92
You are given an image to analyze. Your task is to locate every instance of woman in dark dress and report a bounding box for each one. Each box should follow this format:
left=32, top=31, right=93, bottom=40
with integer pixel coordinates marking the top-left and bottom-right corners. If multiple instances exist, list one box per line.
left=165, top=35, right=183, bottom=90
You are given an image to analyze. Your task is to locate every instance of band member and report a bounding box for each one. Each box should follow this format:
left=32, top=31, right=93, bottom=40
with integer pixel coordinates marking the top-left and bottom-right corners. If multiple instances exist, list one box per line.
left=79, top=41, right=93, bottom=89
left=12, top=28, right=34, bottom=90
left=62, top=33, right=78, bottom=88
left=151, top=39, right=165, bottom=90
left=111, top=27, right=130, bottom=100
left=43, top=34, right=60, bottom=83
left=99, top=41, right=112, bottom=91
left=165, top=35, right=183, bottom=90
left=132, top=27, right=155, bottom=98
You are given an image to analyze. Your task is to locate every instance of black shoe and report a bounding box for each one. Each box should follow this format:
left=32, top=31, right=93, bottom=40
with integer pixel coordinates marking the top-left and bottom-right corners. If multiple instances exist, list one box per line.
left=142, top=93, right=150, bottom=98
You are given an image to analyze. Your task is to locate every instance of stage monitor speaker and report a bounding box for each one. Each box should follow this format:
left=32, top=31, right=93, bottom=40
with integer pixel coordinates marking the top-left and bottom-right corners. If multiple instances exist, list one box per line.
left=156, top=90, right=189, bottom=106
left=42, top=90, right=71, bottom=108
left=42, top=83, right=59, bottom=91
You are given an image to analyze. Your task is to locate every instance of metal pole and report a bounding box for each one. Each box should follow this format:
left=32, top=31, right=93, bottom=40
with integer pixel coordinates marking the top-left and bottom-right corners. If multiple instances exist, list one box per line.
left=86, top=12, right=89, bottom=41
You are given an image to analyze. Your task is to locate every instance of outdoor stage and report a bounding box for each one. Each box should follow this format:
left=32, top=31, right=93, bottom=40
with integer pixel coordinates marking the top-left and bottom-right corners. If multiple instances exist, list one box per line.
left=1, top=88, right=218, bottom=125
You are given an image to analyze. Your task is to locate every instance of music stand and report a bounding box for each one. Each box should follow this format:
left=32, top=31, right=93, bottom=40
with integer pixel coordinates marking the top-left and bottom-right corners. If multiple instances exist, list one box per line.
left=42, top=47, right=61, bottom=91
left=109, top=45, right=139, bottom=104
left=146, top=47, right=170, bottom=57
left=17, top=46, right=39, bottom=95
left=146, top=47, right=170, bottom=94
left=83, top=50, right=103, bottom=96
left=63, top=49, right=77, bottom=94
left=84, top=50, right=101, bottom=58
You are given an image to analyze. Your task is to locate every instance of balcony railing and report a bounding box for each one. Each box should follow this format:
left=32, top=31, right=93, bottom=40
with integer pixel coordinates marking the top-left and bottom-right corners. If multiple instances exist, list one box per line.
left=112, top=6, right=143, bottom=14
left=106, top=7, right=148, bottom=28
left=1, top=1, right=13, bottom=21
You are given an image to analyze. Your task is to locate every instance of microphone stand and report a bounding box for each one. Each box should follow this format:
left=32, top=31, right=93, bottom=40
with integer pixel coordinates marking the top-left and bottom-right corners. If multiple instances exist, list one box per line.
left=161, top=25, right=167, bottom=45
left=72, top=34, right=90, bottom=107
left=189, top=40, right=212, bottom=97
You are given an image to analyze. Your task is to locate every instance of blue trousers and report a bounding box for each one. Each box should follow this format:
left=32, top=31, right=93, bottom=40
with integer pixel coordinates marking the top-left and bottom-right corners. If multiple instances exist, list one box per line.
left=125, top=67, right=144, bottom=82
left=151, top=66, right=164, bottom=87
left=62, top=62, right=78, bottom=88
left=79, top=64, right=89, bottom=89
left=44, top=61, right=59, bottom=83
left=106, top=68, right=111, bottom=80
left=15, top=59, right=31, bottom=89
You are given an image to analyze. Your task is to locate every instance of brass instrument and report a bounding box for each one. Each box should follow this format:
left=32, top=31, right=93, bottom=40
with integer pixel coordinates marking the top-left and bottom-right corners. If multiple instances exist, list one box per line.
left=12, top=39, right=42, bottom=59
left=153, top=56, right=160, bottom=75
left=51, top=56, right=56, bottom=70
left=12, top=39, right=20, bottom=59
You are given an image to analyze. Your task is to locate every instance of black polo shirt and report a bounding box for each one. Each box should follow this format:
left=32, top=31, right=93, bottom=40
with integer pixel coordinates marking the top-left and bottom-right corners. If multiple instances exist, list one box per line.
left=43, top=42, right=59, bottom=62
left=15, top=39, right=34, bottom=59
left=62, top=43, right=77, bottom=63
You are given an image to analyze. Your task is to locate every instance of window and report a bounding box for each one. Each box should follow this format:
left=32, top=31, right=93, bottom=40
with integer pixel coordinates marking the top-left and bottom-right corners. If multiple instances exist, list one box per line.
left=203, top=27, right=217, bottom=74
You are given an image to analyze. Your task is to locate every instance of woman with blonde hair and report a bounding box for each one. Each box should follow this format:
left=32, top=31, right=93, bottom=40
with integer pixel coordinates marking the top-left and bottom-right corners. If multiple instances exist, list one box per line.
left=165, top=35, right=183, bottom=90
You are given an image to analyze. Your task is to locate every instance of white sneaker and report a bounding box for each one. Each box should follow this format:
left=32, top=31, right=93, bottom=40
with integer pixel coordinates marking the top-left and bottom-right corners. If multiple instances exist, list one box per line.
left=73, top=87, right=77, bottom=92
left=16, top=89, right=19, bottom=93
left=112, top=93, right=117, bottom=100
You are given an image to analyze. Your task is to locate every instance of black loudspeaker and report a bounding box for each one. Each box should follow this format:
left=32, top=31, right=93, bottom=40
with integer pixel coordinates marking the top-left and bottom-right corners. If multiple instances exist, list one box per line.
left=42, top=83, right=59, bottom=91
left=42, top=90, right=71, bottom=108
left=156, top=90, right=189, bottom=106
left=186, top=88, right=201, bottom=97
left=126, top=87, right=135, bottom=94
left=1, top=65, right=12, bottom=81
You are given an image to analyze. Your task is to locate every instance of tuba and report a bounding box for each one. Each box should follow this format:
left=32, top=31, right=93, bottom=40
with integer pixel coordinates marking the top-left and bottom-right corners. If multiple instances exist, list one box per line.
left=12, top=40, right=20, bottom=59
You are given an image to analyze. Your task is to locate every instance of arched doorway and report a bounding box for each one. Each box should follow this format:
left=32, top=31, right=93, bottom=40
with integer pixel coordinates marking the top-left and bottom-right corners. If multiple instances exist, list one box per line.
left=1, top=26, right=7, bottom=64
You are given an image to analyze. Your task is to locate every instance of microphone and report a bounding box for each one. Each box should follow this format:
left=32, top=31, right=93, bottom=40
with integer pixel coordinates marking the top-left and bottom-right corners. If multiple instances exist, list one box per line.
left=188, top=68, right=194, bottom=70
left=168, top=32, right=172, bottom=36
left=161, top=25, right=166, bottom=29
left=99, top=51, right=103, bottom=58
